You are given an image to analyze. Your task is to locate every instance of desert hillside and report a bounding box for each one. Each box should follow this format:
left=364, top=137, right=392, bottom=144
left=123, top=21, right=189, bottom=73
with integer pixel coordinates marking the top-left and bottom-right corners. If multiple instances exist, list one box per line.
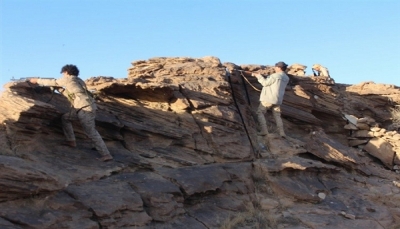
left=1, top=56, right=400, bottom=229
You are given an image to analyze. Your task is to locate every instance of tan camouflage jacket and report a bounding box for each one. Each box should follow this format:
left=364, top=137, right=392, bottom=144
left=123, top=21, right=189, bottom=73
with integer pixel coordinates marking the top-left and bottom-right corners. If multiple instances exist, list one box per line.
left=37, top=75, right=96, bottom=110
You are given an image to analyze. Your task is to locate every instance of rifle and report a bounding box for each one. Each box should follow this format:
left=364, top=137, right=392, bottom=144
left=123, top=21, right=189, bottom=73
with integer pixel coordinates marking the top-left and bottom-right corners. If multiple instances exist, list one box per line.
left=11, top=76, right=63, bottom=92
left=10, top=77, right=58, bottom=83
left=10, top=77, right=64, bottom=102
left=10, top=76, right=39, bottom=83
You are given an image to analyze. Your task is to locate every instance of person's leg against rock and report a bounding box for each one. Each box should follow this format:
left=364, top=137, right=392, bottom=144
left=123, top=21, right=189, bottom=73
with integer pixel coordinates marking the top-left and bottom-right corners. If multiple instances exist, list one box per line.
left=78, top=108, right=113, bottom=161
left=256, top=103, right=268, bottom=135
left=61, top=111, right=77, bottom=147
left=272, top=106, right=286, bottom=138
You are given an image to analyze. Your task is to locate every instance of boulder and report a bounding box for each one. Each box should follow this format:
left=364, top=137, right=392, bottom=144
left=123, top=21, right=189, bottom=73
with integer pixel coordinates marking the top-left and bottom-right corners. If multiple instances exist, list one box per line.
left=364, top=138, right=394, bottom=168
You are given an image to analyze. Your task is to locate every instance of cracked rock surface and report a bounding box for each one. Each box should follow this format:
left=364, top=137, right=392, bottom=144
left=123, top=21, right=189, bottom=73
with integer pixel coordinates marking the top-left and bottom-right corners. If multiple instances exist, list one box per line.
left=0, top=56, right=400, bottom=228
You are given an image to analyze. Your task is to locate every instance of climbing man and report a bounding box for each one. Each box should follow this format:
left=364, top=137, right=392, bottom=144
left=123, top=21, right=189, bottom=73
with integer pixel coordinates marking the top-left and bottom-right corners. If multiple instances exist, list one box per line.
left=312, top=64, right=330, bottom=77
left=28, top=64, right=113, bottom=162
left=252, top=61, right=290, bottom=137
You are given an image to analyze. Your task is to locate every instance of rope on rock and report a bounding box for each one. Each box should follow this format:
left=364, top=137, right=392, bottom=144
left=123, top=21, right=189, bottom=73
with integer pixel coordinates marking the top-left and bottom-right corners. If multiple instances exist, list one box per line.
left=239, top=71, right=261, bottom=92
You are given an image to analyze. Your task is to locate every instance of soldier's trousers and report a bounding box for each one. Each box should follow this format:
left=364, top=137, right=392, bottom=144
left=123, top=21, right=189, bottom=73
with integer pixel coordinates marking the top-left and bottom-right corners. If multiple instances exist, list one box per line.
left=256, top=102, right=285, bottom=136
left=62, top=107, right=111, bottom=156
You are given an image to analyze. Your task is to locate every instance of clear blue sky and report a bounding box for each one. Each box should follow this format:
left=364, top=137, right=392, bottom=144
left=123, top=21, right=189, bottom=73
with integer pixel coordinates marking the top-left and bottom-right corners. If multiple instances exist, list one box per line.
left=1, top=0, right=399, bottom=90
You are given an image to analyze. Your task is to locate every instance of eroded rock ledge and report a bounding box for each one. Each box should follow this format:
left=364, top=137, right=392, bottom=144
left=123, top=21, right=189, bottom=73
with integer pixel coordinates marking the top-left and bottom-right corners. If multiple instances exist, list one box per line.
left=0, top=56, right=399, bottom=228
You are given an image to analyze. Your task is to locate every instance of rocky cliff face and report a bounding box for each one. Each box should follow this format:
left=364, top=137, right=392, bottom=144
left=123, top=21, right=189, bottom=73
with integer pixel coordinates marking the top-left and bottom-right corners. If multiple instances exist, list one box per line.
left=0, top=56, right=400, bottom=229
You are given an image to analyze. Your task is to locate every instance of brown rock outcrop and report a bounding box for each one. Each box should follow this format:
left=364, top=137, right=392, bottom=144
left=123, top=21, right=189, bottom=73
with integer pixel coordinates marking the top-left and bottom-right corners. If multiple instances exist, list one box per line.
left=0, top=56, right=400, bottom=228
left=342, top=114, right=400, bottom=168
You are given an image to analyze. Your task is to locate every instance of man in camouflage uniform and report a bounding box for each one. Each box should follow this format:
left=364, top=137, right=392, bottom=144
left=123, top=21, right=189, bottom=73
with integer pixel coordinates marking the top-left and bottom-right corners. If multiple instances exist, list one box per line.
left=252, top=61, right=290, bottom=137
left=29, top=64, right=113, bottom=161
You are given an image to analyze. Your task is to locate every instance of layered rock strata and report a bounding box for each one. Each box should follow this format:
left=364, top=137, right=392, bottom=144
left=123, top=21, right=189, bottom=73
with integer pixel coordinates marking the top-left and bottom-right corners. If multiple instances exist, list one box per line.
left=0, top=57, right=399, bottom=228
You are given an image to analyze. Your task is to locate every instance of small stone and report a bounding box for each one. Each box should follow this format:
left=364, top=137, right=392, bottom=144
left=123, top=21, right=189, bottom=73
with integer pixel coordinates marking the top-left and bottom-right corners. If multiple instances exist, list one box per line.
left=260, top=198, right=279, bottom=210
left=318, top=192, right=326, bottom=200
left=340, top=211, right=356, bottom=220
left=344, top=123, right=358, bottom=130
left=357, top=117, right=369, bottom=123
left=370, top=127, right=381, bottom=132
left=358, top=116, right=376, bottom=124
left=348, top=139, right=368, bottom=147
left=393, top=134, right=400, bottom=141
left=344, top=213, right=356, bottom=220
left=344, top=114, right=358, bottom=125
left=356, top=123, right=370, bottom=130
left=373, top=131, right=384, bottom=137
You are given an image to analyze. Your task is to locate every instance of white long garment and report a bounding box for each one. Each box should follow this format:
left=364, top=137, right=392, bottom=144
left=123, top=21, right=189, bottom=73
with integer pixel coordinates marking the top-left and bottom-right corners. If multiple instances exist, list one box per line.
left=254, top=72, right=289, bottom=105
